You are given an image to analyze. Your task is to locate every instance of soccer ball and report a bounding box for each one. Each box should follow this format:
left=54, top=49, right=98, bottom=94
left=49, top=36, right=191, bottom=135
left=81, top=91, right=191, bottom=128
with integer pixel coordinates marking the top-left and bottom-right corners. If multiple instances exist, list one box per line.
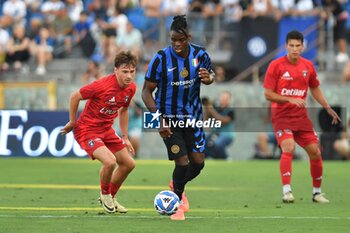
left=154, top=190, right=180, bottom=215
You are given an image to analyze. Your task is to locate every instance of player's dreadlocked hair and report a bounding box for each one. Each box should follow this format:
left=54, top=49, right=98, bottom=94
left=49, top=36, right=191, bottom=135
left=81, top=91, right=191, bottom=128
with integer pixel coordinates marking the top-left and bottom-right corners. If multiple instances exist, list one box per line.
left=170, top=15, right=188, bottom=37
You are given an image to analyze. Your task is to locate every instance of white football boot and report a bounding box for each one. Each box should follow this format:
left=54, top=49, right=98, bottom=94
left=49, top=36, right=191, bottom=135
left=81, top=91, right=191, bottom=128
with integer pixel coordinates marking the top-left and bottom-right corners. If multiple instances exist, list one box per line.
left=113, top=198, right=128, bottom=213
left=312, top=193, right=330, bottom=203
left=282, top=191, right=295, bottom=203
left=98, top=193, right=116, bottom=213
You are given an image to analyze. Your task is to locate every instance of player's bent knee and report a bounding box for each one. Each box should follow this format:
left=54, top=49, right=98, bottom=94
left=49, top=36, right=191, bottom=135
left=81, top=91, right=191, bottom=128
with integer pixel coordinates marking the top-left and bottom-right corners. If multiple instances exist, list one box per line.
left=122, top=158, right=136, bottom=172
left=281, top=146, right=295, bottom=154
left=306, top=144, right=321, bottom=159
left=192, top=161, right=205, bottom=171
left=310, top=149, right=321, bottom=160
left=280, top=139, right=295, bottom=153
left=128, top=159, right=136, bottom=171
left=104, top=159, right=117, bottom=170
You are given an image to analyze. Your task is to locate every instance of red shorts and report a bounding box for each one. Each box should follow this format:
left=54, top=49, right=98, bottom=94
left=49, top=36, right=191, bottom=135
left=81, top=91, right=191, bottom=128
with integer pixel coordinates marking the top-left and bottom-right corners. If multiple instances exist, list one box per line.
left=74, top=127, right=126, bottom=160
left=274, top=129, right=319, bottom=148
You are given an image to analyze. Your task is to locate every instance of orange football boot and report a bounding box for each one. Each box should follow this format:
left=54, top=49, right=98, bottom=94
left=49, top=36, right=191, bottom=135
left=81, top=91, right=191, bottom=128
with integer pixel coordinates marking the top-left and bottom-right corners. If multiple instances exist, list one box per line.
left=170, top=208, right=185, bottom=221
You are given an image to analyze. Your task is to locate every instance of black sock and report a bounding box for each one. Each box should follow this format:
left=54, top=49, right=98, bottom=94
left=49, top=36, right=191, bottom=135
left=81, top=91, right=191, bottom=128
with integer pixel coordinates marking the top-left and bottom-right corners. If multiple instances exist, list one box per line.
left=184, top=162, right=205, bottom=182
left=172, top=165, right=188, bottom=200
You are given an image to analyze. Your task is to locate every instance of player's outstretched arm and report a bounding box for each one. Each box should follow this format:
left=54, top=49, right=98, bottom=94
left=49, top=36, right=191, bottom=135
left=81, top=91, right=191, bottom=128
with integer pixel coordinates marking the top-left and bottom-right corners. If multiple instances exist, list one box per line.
left=119, top=106, right=135, bottom=155
left=61, top=90, right=83, bottom=135
left=310, top=87, right=341, bottom=125
left=61, top=121, right=75, bottom=135
left=141, top=80, right=158, bottom=112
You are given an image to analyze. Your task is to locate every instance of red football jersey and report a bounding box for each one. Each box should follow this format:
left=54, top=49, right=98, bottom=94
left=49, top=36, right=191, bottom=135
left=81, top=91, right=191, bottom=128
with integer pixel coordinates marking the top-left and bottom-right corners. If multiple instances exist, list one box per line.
left=264, top=56, right=320, bottom=131
left=76, top=74, right=136, bottom=133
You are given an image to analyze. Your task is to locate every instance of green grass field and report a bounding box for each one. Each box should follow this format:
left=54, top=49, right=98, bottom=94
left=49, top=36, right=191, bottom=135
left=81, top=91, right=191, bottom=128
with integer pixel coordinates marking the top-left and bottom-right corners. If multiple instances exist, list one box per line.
left=0, top=158, right=349, bottom=233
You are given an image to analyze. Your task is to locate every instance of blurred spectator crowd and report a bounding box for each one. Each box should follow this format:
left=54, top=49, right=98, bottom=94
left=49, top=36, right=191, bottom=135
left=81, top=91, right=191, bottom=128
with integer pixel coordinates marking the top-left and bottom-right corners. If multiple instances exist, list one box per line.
left=1, top=0, right=350, bottom=82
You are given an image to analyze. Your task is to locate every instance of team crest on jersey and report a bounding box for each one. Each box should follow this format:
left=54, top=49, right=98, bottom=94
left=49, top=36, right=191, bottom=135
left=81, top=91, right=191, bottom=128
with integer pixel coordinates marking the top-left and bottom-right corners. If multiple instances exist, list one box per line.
left=88, top=140, right=95, bottom=147
left=171, top=145, right=180, bottom=154
left=180, top=68, right=188, bottom=78
left=191, top=59, right=199, bottom=67
left=277, top=130, right=283, bottom=137
left=302, top=70, right=308, bottom=77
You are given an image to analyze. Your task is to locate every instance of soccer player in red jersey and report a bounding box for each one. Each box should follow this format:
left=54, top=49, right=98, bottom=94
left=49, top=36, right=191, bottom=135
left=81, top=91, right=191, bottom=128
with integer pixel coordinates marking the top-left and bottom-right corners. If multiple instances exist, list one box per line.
left=264, top=30, right=341, bottom=204
left=61, top=51, right=137, bottom=213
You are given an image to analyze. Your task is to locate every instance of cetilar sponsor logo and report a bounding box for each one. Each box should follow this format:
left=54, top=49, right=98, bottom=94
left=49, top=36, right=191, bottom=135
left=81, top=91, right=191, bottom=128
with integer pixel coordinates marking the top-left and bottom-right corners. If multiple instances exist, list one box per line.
left=281, top=88, right=305, bottom=96
left=100, top=107, right=118, bottom=115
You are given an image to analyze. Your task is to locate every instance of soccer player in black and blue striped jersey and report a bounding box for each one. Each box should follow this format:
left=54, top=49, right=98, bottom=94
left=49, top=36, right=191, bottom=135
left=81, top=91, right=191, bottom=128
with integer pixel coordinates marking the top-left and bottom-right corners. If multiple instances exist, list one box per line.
left=142, top=15, right=214, bottom=220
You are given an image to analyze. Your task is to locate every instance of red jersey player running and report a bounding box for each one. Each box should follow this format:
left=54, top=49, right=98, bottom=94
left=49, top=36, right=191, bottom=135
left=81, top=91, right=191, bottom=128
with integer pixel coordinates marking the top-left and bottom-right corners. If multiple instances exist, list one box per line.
left=264, top=30, right=341, bottom=204
left=61, top=51, right=137, bottom=213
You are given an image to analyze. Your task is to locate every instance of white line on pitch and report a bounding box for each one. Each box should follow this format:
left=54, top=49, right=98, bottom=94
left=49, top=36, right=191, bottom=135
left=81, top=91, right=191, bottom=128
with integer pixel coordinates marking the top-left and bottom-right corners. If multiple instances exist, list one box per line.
left=0, top=215, right=349, bottom=220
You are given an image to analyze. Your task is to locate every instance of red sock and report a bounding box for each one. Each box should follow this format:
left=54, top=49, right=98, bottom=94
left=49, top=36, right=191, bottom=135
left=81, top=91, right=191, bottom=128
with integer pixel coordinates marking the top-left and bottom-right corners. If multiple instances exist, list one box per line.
left=280, top=152, right=293, bottom=185
left=310, top=157, right=323, bottom=188
left=110, top=183, right=121, bottom=198
left=100, top=181, right=110, bottom=195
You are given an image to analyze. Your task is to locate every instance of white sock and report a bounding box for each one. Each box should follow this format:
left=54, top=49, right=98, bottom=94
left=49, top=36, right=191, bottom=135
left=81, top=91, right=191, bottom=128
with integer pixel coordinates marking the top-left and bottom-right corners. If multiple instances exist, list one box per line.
left=313, top=187, right=321, bottom=195
left=283, top=185, right=292, bottom=194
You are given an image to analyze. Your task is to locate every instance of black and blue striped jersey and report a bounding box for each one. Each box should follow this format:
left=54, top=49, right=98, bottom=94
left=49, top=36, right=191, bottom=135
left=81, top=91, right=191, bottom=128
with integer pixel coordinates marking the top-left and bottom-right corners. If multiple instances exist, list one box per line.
left=145, top=43, right=212, bottom=121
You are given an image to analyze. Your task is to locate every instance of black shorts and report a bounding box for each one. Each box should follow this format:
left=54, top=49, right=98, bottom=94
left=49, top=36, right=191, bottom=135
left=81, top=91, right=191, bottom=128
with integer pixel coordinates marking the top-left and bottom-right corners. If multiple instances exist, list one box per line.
left=6, top=50, right=30, bottom=63
left=103, top=29, right=117, bottom=37
left=163, top=127, right=206, bottom=160
left=334, top=19, right=347, bottom=40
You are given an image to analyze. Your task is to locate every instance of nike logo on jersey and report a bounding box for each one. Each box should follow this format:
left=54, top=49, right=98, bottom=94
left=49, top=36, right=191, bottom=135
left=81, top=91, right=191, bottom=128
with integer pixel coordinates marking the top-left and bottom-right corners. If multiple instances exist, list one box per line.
left=167, top=67, right=177, bottom=72
left=196, top=144, right=204, bottom=149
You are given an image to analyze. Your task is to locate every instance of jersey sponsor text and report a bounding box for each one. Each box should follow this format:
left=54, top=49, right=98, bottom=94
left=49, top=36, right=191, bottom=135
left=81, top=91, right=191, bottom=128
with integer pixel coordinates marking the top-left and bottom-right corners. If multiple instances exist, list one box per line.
left=281, top=88, right=305, bottom=96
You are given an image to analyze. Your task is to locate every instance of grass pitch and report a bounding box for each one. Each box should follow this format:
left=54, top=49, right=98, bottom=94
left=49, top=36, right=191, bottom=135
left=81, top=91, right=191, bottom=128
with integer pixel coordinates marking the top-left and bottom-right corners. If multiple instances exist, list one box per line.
left=0, top=158, right=349, bottom=233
